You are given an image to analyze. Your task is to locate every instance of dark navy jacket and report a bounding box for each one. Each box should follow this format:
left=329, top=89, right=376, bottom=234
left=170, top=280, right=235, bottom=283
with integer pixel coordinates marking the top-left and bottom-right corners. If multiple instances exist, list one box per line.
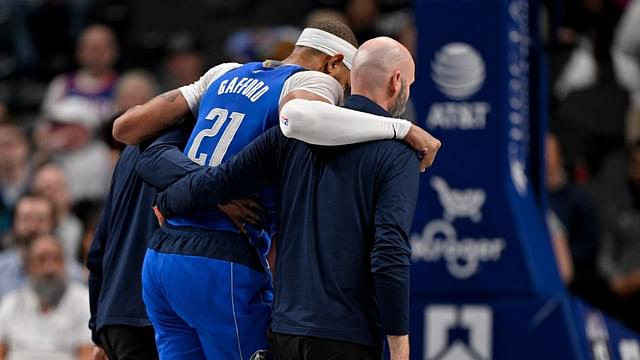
left=86, top=125, right=198, bottom=345
left=155, top=95, right=420, bottom=348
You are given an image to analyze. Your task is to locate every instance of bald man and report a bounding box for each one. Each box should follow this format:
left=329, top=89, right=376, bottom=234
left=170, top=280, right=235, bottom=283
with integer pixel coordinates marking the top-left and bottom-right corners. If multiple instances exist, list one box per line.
left=153, top=37, right=435, bottom=360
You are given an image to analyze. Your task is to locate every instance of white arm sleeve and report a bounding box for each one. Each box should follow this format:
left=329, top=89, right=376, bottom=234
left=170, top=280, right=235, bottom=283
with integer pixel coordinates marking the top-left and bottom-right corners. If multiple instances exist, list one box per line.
left=279, top=99, right=412, bottom=146
left=179, top=62, right=242, bottom=116
left=278, top=71, right=411, bottom=145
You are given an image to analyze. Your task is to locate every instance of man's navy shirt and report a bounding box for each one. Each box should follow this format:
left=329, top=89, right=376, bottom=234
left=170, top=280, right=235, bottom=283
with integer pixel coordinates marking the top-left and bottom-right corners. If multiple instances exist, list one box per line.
left=155, top=95, right=421, bottom=348
left=86, top=125, right=197, bottom=344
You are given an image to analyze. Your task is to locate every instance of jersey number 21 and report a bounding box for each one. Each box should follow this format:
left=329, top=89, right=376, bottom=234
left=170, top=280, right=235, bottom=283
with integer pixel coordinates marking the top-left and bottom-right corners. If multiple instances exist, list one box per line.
left=187, top=107, right=246, bottom=167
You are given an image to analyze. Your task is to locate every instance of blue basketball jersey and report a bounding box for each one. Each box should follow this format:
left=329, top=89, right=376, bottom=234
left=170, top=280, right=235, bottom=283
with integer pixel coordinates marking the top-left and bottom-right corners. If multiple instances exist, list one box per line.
left=168, top=61, right=303, bottom=242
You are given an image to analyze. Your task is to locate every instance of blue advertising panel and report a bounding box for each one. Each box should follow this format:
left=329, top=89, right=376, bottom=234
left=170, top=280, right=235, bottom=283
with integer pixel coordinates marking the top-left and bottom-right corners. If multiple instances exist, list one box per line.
left=410, top=0, right=640, bottom=359
left=411, top=0, right=559, bottom=297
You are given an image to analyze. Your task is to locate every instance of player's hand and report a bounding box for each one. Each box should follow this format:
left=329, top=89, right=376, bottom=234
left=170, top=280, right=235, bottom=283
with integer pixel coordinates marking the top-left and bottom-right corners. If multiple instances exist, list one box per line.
left=403, top=124, right=442, bottom=172
left=152, top=206, right=166, bottom=227
left=219, top=199, right=265, bottom=234
left=91, top=346, right=107, bottom=360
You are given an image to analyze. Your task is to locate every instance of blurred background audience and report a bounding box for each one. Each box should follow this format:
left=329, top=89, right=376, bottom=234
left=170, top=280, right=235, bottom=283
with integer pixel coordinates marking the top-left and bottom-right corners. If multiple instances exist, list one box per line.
left=0, top=0, right=639, bottom=354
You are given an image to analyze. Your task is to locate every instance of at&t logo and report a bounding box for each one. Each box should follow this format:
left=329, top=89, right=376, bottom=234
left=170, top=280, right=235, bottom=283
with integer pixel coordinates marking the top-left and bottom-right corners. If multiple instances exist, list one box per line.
left=427, top=42, right=492, bottom=131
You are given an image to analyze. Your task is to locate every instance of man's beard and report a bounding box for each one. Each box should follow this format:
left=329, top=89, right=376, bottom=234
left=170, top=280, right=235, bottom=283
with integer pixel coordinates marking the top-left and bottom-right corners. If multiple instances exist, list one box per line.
left=388, top=78, right=409, bottom=118
left=31, top=276, right=67, bottom=307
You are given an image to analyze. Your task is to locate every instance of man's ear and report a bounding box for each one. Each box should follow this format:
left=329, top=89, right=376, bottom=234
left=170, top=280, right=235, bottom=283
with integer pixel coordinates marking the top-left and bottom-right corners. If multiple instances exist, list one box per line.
left=328, top=54, right=345, bottom=70
left=389, top=70, right=402, bottom=95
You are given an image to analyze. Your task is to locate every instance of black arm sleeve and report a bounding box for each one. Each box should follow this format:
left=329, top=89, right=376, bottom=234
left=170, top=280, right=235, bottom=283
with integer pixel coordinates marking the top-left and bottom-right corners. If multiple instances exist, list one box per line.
left=155, top=128, right=282, bottom=217
left=86, top=207, right=109, bottom=345
left=136, top=125, right=200, bottom=190
left=371, top=147, right=420, bottom=336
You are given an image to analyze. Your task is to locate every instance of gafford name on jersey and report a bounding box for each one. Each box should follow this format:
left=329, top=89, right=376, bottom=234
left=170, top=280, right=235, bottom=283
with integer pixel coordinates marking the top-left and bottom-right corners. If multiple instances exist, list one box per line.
left=217, top=76, right=270, bottom=103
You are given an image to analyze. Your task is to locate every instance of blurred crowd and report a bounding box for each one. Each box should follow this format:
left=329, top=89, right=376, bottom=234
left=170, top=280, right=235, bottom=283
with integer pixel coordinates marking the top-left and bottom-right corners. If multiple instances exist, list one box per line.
left=541, top=0, right=640, bottom=332
left=0, top=0, right=638, bottom=358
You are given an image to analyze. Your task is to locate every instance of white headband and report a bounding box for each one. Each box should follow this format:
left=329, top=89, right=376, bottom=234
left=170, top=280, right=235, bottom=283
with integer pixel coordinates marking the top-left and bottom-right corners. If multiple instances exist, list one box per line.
left=295, top=28, right=356, bottom=70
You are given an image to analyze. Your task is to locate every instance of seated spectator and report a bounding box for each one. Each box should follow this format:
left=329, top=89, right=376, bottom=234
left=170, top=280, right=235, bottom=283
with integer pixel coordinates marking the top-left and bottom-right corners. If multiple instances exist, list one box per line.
left=0, top=234, right=92, bottom=360
left=598, top=141, right=640, bottom=331
left=32, top=163, right=83, bottom=264
left=0, top=194, right=56, bottom=297
left=0, top=194, right=83, bottom=297
left=0, top=123, right=32, bottom=237
left=41, top=24, right=119, bottom=123
left=113, top=70, right=159, bottom=115
left=34, top=99, right=113, bottom=202
left=100, top=70, right=160, bottom=168
left=35, top=25, right=119, bottom=202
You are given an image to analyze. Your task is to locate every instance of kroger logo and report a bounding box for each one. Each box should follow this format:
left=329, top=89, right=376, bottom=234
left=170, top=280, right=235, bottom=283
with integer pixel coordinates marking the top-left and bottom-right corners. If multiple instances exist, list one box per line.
left=432, top=43, right=486, bottom=100
left=431, top=176, right=485, bottom=223
left=411, top=177, right=506, bottom=279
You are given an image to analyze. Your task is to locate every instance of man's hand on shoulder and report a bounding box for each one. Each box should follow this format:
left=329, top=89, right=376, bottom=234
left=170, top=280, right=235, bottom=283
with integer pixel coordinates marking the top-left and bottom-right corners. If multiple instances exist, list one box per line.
left=403, top=125, right=442, bottom=172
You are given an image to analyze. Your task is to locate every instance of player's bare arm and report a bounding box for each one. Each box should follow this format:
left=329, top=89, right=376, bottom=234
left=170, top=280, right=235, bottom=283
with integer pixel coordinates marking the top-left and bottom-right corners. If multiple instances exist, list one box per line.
left=112, top=89, right=190, bottom=145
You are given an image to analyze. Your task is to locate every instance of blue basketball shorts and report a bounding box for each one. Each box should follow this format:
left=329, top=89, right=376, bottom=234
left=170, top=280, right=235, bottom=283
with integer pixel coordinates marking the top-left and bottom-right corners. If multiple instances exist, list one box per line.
left=141, top=225, right=272, bottom=360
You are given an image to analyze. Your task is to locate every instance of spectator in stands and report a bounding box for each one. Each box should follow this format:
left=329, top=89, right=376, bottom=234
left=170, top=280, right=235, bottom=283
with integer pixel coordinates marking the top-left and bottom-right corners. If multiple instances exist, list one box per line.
left=598, top=140, right=640, bottom=331
left=0, top=123, right=32, bottom=237
left=0, top=194, right=84, bottom=298
left=162, top=33, right=204, bottom=89
left=35, top=25, right=119, bottom=202
left=99, top=70, right=161, bottom=168
left=0, top=194, right=56, bottom=297
left=34, top=96, right=113, bottom=202
left=546, top=133, right=600, bottom=276
left=41, top=24, right=119, bottom=123
left=544, top=133, right=622, bottom=314
left=32, top=163, right=83, bottom=265
left=114, top=70, right=160, bottom=115
left=0, top=234, right=92, bottom=360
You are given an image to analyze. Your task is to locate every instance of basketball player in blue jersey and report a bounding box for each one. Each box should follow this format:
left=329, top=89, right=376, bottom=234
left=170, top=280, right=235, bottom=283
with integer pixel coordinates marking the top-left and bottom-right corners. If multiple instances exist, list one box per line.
left=112, top=21, right=439, bottom=360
